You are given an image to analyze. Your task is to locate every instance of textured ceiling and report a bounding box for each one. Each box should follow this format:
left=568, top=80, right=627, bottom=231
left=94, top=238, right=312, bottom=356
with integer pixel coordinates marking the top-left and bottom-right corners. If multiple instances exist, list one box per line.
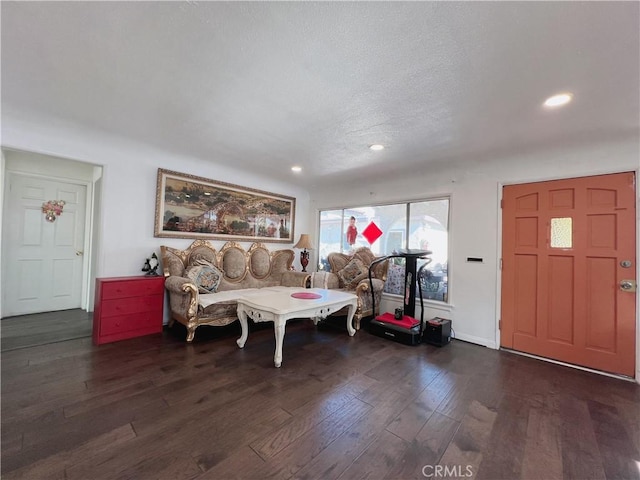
left=2, top=2, right=639, bottom=189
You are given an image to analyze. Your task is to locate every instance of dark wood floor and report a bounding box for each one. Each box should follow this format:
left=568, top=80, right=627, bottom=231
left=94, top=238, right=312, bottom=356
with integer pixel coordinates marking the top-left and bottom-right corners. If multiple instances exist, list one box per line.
left=1, top=317, right=639, bottom=480
left=1, top=309, right=92, bottom=352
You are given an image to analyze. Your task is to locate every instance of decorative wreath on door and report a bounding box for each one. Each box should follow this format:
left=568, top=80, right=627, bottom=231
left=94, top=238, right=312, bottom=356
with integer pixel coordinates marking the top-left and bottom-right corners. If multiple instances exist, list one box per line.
left=42, top=200, right=66, bottom=222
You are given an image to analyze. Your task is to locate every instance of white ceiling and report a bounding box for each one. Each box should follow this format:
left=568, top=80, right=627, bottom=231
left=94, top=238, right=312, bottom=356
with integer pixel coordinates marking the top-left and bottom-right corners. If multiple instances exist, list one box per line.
left=2, top=1, right=639, bottom=189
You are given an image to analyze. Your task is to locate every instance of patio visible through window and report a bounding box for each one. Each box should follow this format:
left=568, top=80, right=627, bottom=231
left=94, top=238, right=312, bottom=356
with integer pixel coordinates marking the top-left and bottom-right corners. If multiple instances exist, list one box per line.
left=318, top=198, right=449, bottom=303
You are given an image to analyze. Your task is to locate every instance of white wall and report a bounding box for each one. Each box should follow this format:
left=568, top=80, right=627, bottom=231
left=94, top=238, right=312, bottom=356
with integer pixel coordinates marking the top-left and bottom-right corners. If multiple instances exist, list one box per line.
left=1, top=118, right=312, bottom=287
left=309, top=139, right=640, bottom=360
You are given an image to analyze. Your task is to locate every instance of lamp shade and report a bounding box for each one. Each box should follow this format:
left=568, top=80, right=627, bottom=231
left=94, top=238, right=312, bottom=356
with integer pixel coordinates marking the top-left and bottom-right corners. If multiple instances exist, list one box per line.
left=293, top=234, right=313, bottom=250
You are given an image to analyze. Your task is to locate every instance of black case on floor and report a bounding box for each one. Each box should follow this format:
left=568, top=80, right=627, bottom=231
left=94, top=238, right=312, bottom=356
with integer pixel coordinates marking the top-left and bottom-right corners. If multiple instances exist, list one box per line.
left=368, top=316, right=422, bottom=346
left=423, top=317, right=452, bottom=347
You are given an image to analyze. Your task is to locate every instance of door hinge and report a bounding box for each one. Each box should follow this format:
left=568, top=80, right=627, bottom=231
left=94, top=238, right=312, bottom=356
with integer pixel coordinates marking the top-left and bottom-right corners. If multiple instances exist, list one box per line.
left=499, top=258, right=503, bottom=270
left=500, top=199, right=504, bottom=208
left=498, top=320, right=502, bottom=330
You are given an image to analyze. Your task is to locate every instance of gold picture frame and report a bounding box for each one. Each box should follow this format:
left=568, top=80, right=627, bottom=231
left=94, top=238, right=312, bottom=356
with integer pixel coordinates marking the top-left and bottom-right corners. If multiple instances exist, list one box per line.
left=154, top=168, right=296, bottom=243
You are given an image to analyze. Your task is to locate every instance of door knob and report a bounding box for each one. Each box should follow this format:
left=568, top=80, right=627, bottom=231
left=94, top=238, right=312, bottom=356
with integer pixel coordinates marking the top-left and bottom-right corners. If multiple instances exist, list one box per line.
left=76, top=250, right=84, bottom=256
left=620, top=280, right=637, bottom=292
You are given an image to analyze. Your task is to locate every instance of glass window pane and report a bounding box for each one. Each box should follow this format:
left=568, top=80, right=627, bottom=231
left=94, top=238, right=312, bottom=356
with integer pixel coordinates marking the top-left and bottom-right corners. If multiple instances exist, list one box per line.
left=408, top=199, right=449, bottom=301
left=343, top=205, right=407, bottom=255
left=551, top=217, right=572, bottom=248
left=319, top=197, right=450, bottom=304
left=318, top=210, right=342, bottom=271
left=343, top=208, right=367, bottom=252
left=417, top=260, right=448, bottom=302
left=409, top=199, right=449, bottom=269
left=384, top=259, right=406, bottom=295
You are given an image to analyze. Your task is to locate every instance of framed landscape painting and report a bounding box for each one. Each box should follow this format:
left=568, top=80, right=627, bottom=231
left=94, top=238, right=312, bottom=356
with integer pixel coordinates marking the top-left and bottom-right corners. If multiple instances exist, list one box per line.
left=154, top=169, right=296, bottom=243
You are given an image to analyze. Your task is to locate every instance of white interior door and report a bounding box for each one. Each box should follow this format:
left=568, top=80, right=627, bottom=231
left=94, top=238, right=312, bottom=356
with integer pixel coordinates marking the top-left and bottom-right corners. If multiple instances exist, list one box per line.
left=3, top=173, right=87, bottom=317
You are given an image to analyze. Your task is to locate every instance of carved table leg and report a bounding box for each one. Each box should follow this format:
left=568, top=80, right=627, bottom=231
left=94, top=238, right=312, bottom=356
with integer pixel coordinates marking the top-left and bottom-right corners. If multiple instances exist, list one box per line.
left=273, top=319, right=286, bottom=368
left=345, top=302, right=357, bottom=336
left=237, top=308, right=249, bottom=348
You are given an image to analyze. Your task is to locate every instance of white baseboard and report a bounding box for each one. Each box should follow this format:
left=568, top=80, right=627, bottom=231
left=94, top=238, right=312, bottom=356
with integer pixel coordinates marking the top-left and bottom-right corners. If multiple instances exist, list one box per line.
left=453, top=332, right=496, bottom=349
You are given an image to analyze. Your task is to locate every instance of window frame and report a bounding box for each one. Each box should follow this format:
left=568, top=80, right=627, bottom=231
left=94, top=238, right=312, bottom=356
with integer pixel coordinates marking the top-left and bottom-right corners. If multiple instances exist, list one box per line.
left=317, top=195, right=451, bottom=305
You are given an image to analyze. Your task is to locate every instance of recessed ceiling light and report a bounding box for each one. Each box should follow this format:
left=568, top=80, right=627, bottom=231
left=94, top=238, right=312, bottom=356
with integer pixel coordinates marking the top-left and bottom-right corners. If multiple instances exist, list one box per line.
left=544, top=93, right=573, bottom=108
left=291, top=166, right=302, bottom=173
left=369, top=144, right=385, bottom=151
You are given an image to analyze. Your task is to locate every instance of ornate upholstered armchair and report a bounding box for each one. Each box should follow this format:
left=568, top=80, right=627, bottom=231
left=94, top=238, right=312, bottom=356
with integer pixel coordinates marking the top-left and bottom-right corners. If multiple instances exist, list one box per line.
left=312, top=247, right=389, bottom=330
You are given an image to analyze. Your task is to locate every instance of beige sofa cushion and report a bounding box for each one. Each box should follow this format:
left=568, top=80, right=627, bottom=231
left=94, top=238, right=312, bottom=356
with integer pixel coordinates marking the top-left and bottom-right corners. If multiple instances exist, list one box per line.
left=186, top=261, right=224, bottom=293
left=337, top=257, right=368, bottom=289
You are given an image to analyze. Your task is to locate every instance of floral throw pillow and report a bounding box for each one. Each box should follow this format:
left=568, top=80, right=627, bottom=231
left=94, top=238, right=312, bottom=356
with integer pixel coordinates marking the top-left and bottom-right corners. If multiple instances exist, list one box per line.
left=337, top=258, right=369, bottom=289
left=186, top=260, right=224, bottom=294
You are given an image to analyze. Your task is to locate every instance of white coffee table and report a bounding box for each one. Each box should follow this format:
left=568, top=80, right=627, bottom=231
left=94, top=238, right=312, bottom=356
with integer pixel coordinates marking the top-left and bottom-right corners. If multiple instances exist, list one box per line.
left=236, top=288, right=358, bottom=367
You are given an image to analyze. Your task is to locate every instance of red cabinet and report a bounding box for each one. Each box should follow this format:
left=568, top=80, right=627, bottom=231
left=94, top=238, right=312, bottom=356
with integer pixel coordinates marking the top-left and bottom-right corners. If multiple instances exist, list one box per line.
left=93, top=276, right=165, bottom=345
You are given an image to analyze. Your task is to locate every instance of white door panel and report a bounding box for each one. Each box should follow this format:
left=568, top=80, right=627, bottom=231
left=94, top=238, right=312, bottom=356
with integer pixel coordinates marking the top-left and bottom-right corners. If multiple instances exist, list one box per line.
left=3, top=173, right=87, bottom=316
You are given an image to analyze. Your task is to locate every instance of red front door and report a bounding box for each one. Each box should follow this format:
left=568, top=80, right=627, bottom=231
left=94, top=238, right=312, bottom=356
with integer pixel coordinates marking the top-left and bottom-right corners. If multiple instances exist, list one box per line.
left=501, top=172, right=637, bottom=377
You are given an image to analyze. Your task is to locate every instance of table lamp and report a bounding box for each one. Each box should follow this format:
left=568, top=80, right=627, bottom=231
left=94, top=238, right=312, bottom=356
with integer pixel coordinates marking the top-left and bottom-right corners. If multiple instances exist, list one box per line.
left=293, top=234, right=313, bottom=272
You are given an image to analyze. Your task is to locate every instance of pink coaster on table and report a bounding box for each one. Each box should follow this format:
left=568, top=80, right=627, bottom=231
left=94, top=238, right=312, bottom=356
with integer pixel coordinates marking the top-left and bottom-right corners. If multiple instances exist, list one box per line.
left=291, top=292, right=322, bottom=299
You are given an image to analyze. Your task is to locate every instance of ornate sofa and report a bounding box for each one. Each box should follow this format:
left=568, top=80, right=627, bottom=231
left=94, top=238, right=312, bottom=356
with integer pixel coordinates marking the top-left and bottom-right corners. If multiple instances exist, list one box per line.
left=312, top=247, right=389, bottom=330
left=160, top=240, right=309, bottom=341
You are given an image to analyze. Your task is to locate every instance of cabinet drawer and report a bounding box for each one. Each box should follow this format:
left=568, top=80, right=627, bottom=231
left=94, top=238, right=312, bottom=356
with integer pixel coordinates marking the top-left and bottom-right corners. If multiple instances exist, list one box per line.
left=100, top=311, right=161, bottom=336
left=100, top=295, right=163, bottom=318
left=101, top=278, right=165, bottom=300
